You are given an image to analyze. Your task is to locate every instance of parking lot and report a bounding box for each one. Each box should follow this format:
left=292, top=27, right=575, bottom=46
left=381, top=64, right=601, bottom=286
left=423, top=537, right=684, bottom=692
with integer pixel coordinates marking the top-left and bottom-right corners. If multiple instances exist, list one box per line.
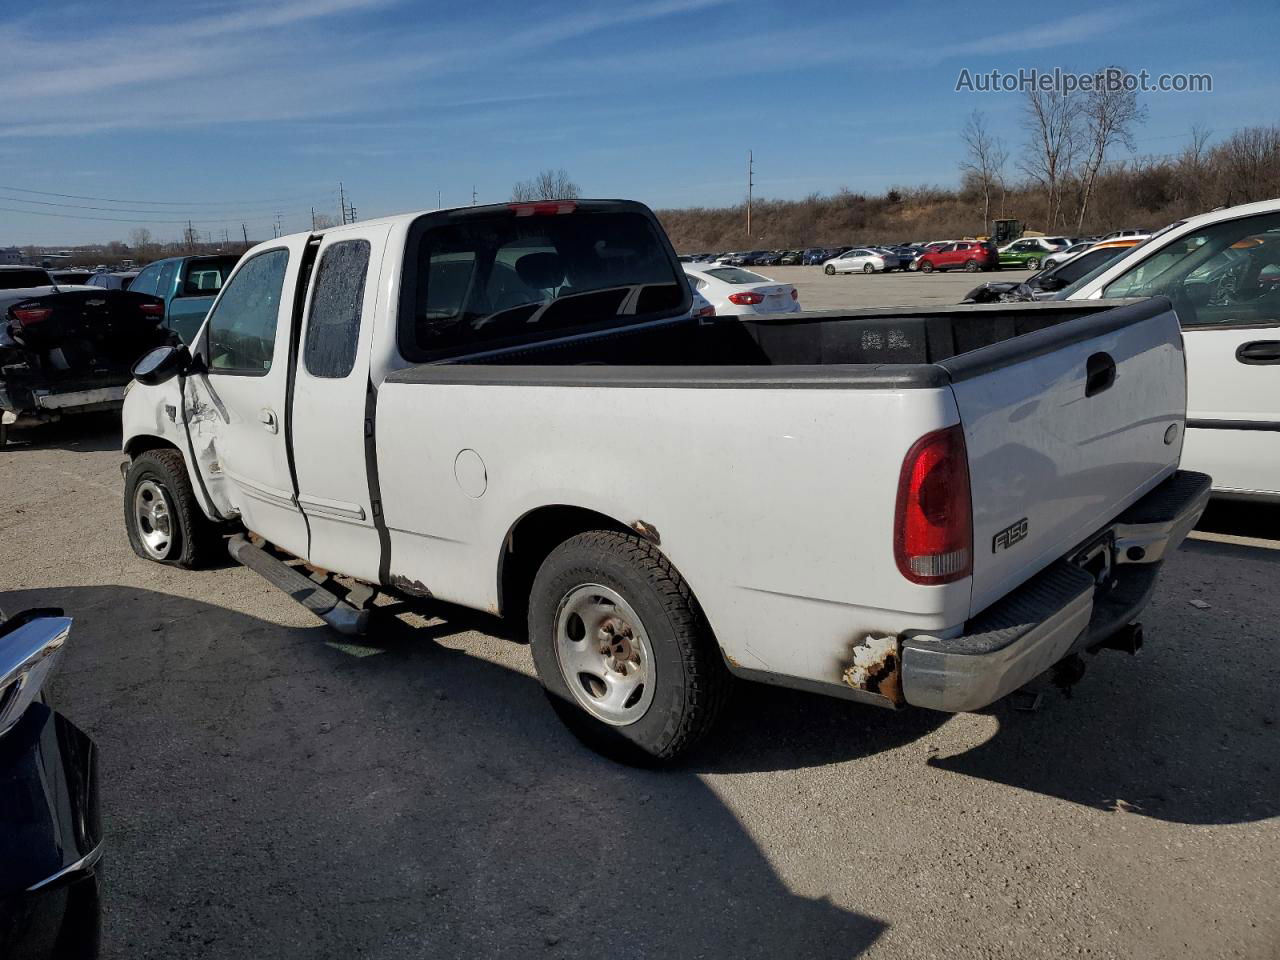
left=2, top=268, right=1278, bottom=960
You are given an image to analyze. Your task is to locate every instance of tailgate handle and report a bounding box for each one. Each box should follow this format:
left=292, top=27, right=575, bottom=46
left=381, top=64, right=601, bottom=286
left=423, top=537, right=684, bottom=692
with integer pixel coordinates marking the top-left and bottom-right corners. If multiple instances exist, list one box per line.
left=1085, top=352, right=1116, bottom=397
left=1236, top=340, right=1280, bottom=365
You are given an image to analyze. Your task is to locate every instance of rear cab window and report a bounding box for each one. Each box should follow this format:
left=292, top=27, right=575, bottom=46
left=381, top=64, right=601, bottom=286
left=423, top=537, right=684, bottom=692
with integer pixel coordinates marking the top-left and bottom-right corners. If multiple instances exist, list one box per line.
left=398, top=201, right=687, bottom=360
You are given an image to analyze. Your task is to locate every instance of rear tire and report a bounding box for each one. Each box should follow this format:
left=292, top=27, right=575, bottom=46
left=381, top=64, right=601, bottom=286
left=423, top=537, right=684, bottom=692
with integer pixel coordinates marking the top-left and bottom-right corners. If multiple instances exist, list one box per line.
left=528, top=530, right=730, bottom=764
left=824, top=264, right=836, bottom=275
left=1026, top=257, right=1040, bottom=270
left=124, top=448, right=222, bottom=568
left=964, top=259, right=979, bottom=272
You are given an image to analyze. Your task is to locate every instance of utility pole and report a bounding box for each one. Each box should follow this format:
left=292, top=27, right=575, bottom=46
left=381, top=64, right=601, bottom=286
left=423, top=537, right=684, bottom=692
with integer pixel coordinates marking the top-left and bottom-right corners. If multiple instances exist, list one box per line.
left=437, top=189, right=442, bottom=210
left=273, top=212, right=282, bottom=238
left=311, top=206, right=316, bottom=230
left=747, top=149, right=753, bottom=240
left=471, top=185, right=477, bottom=206
left=339, top=181, right=348, bottom=225
left=348, top=205, right=357, bottom=222
left=242, top=223, right=248, bottom=247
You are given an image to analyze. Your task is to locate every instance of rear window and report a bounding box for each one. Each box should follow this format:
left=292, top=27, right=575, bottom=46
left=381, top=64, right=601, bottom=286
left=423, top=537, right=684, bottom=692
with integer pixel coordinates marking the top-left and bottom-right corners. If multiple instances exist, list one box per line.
left=0, top=269, right=52, bottom=289
left=704, top=267, right=767, bottom=284
left=180, top=256, right=241, bottom=297
left=399, top=205, right=685, bottom=359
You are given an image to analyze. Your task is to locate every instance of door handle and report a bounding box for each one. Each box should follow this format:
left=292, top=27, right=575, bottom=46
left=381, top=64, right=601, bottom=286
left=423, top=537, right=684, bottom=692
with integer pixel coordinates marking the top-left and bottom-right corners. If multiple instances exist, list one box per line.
left=259, top=408, right=278, bottom=433
left=1236, top=340, right=1280, bottom=365
left=1085, top=352, right=1116, bottom=397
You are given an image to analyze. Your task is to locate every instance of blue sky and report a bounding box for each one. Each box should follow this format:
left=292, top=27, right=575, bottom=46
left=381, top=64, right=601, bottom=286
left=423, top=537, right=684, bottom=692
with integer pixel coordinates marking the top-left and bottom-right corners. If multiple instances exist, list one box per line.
left=0, top=0, right=1275, bottom=245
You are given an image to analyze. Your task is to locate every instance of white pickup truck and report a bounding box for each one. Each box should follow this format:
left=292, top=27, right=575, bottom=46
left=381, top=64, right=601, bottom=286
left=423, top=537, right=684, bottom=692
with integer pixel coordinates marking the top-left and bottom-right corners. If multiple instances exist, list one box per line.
left=120, top=199, right=1210, bottom=762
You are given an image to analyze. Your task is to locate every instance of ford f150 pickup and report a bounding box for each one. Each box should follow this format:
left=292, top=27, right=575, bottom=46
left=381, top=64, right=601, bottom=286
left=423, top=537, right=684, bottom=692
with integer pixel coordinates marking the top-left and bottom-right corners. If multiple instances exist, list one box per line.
left=119, top=199, right=1210, bottom=762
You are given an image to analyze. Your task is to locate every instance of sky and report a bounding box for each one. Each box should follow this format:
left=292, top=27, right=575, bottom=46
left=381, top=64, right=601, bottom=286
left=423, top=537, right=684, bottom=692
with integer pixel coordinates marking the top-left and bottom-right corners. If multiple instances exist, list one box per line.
left=0, top=0, right=1276, bottom=246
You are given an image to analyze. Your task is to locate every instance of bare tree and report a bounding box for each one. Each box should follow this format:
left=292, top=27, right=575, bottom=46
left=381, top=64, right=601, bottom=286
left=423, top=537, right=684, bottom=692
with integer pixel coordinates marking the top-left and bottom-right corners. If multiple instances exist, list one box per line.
left=511, top=168, right=581, bottom=201
left=1019, top=88, right=1080, bottom=229
left=959, top=110, right=1008, bottom=231
left=1212, top=125, right=1280, bottom=205
left=1173, top=122, right=1213, bottom=209
left=1074, top=68, right=1147, bottom=232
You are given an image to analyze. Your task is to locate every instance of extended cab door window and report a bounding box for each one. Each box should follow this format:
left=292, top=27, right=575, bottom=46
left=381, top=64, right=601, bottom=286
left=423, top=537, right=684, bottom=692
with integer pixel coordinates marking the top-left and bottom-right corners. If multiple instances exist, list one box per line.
left=303, top=240, right=370, bottom=378
left=205, top=248, right=289, bottom=374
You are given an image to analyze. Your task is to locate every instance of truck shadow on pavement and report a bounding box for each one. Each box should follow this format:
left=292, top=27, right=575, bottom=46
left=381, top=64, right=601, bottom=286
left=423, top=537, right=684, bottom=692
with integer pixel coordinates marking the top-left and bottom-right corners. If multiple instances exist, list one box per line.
left=6, top=584, right=887, bottom=960
left=928, top=525, right=1280, bottom=826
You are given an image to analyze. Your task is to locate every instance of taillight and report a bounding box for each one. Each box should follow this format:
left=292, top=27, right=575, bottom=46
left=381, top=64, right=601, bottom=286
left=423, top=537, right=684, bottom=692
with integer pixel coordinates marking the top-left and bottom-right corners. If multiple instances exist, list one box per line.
left=728, top=291, right=765, bottom=305
left=894, top=425, right=972, bottom=585
left=790, top=287, right=798, bottom=300
left=139, top=302, right=164, bottom=318
left=10, top=306, right=52, bottom=327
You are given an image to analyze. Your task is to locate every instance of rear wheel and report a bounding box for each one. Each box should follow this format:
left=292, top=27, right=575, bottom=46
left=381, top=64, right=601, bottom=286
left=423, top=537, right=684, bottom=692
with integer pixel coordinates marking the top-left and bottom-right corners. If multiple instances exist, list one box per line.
left=1026, top=257, right=1040, bottom=270
left=920, top=260, right=934, bottom=273
left=964, top=259, right=980, bottom=272
left=862, top=263, right=875, bottom=274
left=528, top=530, right=730, bottom=764
left=124, top=448, right=221, bottom=568
left=824, top=264, right=836, bottom=275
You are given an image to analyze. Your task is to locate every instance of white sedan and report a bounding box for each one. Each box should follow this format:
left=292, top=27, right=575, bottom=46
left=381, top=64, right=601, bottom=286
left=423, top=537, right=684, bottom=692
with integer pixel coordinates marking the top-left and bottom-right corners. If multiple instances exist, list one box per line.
left=1064, top=198, right=1280, bottom=500
left=822, top=248, right=899, bottom=275
left=1042, top=241, right=1095, bottom=271
left=683, top=264, right=801, bottom=316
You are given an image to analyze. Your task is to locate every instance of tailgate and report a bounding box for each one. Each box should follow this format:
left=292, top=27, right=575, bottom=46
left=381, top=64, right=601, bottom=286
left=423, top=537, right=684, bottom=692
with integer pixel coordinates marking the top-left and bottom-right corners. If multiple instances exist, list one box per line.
left=945, top=298, right=1186, bottom=617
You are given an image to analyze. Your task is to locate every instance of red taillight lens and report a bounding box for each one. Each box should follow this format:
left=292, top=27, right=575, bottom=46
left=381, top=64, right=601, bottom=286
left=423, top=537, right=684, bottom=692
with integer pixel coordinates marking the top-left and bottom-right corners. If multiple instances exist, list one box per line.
left=139, top=302, right=164, bottom=317
left=728, top=291, right=765, bottom=305
left=790, top=287, right=798, bottom=300
left=11, top=306, right=52, bottom=327
left=509, top=201, right=577, bottom=217
left=894, top=425, right=972, bottom=584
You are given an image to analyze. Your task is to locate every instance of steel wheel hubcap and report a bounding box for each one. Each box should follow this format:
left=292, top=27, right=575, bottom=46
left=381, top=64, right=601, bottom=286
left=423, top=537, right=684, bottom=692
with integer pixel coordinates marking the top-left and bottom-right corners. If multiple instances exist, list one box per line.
left=134, top=479, right=174, bottom=559
left=553, top=584, right=655, bottom=726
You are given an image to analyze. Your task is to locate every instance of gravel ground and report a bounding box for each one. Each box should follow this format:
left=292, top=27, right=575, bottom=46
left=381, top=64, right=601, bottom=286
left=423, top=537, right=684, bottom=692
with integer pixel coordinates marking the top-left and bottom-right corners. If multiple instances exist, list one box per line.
left=1, top=274, right=1277, bottom=958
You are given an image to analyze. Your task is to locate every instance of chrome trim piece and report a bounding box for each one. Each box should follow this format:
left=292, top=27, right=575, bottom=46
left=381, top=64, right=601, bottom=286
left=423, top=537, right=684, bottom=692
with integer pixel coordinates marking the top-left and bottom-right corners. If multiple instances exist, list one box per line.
left=26, top=843, right=104, bottom=892
left=0, top=617, right=72, bottom=737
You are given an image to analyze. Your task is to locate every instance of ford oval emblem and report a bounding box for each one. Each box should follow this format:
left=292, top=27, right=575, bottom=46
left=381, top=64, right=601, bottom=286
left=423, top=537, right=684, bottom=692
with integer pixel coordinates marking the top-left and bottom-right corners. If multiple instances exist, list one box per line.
left=1164, top=423, right=1179, bottom=445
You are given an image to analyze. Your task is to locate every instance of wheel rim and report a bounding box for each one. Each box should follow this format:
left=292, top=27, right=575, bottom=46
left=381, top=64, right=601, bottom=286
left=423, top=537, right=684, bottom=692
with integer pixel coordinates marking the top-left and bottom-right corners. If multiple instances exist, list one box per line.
left=133, top=479, right=175, bottom=559
left=863, top=263, right=873, bottom=274
left=553, top=583, right=656, bottom=726
left=1027, top=258, right=1039, bottom=269
left=825, top=265, right=834, bottom=274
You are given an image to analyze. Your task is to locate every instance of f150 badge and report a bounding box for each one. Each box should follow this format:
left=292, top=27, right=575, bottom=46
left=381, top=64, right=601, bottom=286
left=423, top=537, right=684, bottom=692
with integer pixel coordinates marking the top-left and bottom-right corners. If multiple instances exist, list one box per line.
left=993, top=518, right=1029, bottom=553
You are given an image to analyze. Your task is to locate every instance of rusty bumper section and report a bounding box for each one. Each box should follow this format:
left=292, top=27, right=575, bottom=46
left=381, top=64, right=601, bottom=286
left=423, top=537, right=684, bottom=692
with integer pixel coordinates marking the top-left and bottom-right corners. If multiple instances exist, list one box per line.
left=897, top=469, right=1211, bottom=713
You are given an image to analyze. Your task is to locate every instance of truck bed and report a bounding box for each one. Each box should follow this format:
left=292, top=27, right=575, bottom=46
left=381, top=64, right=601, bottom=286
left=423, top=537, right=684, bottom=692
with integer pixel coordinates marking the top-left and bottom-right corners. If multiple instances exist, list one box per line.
left=390, top=298, right=1163, bottom=386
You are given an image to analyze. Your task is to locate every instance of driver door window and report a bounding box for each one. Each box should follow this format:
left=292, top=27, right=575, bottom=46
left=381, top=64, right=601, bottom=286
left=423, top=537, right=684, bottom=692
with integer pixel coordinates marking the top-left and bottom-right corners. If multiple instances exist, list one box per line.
left=205, top=248, right=289, bottom=374
left=1102, top=212, right=1280, bottom=328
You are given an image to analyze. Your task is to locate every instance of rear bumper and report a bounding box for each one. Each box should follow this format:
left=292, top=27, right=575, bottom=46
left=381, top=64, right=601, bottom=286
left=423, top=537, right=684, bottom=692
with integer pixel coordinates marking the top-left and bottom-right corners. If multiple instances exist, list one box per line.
left=899, top=470, right=1211, bottom=712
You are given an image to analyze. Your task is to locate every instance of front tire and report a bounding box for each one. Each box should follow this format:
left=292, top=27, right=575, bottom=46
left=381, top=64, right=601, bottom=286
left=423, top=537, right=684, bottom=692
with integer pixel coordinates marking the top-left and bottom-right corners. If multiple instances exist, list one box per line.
left=824, top=264, right=835, bottom=275
left=124, top=448, right=221, bottom=568
left=528, top=530, right=730, bottom=764
left=920, top=260, right=934, bottom=273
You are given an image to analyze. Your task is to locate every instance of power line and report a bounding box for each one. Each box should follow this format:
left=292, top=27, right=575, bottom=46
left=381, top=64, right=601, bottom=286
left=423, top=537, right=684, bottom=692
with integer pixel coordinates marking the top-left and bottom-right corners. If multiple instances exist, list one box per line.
left=0, top=183, right=328, bottom=207
left=0, top=193, right=323, bottom=219
left=0, top=204, right=288, bottom=225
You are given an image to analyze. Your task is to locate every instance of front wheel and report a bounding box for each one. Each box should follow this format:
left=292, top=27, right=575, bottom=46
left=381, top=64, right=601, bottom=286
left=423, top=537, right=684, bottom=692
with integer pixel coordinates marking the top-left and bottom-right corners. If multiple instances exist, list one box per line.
left=862, top=263, right=875, bottom=274
left=920, top=260, right=934, bottom=273
left=824, top=264, right=836, bottom=275
left=528, top=530, right=730, bottom=764
left=124, top=448, right=221, bottom=568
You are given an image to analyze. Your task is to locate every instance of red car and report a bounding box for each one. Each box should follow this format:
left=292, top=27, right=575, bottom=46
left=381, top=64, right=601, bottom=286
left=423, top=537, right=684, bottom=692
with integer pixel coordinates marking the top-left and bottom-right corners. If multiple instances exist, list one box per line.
left=917, top=240, right=1000, bottom=273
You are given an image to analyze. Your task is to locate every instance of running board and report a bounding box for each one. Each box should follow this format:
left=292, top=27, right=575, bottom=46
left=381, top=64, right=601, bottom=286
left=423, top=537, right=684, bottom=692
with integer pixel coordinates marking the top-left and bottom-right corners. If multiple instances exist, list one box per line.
left=227, top=534, right=369, bottom=636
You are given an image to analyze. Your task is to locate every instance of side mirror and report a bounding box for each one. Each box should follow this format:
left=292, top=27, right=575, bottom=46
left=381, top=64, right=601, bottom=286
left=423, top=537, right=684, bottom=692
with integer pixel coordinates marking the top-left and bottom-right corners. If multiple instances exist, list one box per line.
left=132, top=343, right=192, bottom=386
